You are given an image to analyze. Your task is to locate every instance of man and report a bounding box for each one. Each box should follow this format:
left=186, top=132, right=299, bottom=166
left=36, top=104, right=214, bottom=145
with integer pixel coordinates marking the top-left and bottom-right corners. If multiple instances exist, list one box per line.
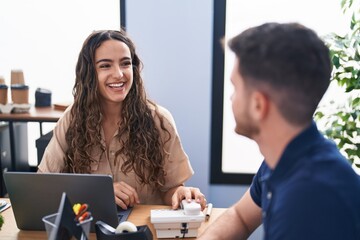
left=199, top=22, right=360, bottom=239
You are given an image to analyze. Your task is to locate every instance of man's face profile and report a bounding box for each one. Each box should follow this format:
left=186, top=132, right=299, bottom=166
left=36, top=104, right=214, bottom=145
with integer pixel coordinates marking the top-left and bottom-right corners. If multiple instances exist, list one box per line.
left=230, top=58, right=259, bottom=139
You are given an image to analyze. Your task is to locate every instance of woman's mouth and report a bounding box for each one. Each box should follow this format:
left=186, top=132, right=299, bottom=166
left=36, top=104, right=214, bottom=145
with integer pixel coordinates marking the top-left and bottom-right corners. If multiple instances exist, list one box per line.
left=108, top=82, right=125, bottom=88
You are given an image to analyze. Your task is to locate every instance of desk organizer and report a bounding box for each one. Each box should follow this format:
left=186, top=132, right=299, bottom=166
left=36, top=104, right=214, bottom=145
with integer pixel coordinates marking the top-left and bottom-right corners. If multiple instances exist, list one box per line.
left=43, top=213, right=93, bottom=240
left=42, top=192, right=92, bottom=240
left=95, top=221, right=153, bottom=240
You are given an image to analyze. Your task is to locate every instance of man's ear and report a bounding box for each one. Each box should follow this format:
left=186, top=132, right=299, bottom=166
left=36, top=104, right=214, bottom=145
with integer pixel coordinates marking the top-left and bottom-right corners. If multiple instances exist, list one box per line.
left=250, top=91, right=269, bottom=121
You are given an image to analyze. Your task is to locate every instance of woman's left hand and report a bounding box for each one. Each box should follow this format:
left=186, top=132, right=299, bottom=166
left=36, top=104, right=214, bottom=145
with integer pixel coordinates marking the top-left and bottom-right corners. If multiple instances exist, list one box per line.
left=170, top=186, right=207, bottom=210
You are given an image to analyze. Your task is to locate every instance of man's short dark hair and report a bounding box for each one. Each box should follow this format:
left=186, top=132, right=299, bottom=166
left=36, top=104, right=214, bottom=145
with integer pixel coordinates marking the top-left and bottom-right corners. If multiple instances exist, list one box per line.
left=228, top=22, right=332, bottom=125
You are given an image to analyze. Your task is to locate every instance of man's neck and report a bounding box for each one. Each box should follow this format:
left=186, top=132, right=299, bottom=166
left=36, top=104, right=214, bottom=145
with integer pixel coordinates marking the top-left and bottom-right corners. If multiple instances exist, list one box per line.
left=255, top=119, right=308, bottom=169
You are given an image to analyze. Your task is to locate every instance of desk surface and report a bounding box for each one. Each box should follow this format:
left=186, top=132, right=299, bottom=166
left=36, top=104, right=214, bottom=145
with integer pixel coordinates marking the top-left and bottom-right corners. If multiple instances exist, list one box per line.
left=0, top=199, right=225, bottom=239
left=0, top=106, right=64, bottom=122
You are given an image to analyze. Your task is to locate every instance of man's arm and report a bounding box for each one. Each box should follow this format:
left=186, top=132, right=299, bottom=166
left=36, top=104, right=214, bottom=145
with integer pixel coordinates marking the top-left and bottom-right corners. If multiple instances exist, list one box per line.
left=198, top=189, right=262, bottom=240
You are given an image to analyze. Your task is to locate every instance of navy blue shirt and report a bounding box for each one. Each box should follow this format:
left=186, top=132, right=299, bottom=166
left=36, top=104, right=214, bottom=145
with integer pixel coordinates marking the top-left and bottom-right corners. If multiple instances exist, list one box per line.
left=250, top=122, right=360, bottom=239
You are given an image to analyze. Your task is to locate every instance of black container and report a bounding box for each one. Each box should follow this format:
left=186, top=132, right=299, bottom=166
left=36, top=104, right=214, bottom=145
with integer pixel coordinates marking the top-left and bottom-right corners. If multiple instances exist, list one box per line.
left=35, top=88, right=52, bottom=107
left=95, top=221, right=153, bottom=240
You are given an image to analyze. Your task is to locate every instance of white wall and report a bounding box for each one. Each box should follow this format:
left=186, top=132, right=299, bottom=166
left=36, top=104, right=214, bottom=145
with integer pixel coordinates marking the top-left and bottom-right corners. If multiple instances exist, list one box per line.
left=126, top=0, right=213, bottom=201
left=0, top=0, right=120, bottom=165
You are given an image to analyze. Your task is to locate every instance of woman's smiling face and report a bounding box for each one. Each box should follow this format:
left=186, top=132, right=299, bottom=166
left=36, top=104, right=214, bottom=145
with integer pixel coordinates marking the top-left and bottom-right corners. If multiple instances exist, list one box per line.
left=95, top=39, right=133, bottom=105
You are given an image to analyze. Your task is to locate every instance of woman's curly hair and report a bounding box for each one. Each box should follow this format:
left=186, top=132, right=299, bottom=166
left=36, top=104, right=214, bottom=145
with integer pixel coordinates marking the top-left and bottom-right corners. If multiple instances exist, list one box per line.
left=63, top=30, right=170, bottom=189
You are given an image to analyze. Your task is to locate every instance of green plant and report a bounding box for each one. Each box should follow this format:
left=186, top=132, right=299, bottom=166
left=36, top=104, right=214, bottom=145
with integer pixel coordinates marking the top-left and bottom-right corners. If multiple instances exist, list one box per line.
left=0, top=213, right=4, bottom=230
left=315, top=0, right=360, bottom=169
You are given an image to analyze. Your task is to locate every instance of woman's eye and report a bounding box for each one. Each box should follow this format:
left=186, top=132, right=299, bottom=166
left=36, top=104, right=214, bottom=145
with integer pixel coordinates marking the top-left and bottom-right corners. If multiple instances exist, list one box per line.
left=121, top=61, right=132, bottom=67
left=99, top=64, right=111, bottom=69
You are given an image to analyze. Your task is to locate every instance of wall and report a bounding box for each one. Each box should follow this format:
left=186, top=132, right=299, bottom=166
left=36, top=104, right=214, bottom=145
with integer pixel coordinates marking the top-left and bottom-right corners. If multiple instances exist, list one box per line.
left=125, top=1, right=264, bottom=238
left=0, top=0, right=121, bottom=166
left=125, top=0, right=251, bottom=207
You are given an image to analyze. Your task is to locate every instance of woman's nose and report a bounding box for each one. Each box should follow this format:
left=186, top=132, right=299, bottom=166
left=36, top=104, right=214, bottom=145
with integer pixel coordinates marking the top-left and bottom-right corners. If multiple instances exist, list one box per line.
left=113, top=66, right=124, bottom=78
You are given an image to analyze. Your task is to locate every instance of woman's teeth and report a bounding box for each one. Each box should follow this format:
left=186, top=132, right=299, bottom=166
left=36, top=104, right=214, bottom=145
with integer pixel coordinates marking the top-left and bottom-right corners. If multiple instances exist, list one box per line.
left=108, top=82, right=124, bottom=88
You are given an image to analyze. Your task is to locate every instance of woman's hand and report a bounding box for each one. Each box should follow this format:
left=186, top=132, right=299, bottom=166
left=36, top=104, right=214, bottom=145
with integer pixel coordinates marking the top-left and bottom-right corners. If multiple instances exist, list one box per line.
left=168, top=186, right=207, bottom=210
left=113, top=181, right=140, bottom=209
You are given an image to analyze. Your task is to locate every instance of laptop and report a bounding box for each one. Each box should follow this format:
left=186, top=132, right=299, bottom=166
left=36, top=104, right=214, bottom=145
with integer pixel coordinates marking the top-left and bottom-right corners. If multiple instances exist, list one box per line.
left=3, top=171, right=132, bottom=232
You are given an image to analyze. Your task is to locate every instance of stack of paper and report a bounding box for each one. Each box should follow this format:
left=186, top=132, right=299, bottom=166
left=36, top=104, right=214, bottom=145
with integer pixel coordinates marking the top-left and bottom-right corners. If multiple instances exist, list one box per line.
left=0, top=200, right=11, bottom=212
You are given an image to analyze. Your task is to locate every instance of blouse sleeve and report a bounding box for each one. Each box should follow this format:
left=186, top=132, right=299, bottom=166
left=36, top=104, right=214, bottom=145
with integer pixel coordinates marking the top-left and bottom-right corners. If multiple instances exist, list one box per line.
left=154, top=105, right=194, bottom=192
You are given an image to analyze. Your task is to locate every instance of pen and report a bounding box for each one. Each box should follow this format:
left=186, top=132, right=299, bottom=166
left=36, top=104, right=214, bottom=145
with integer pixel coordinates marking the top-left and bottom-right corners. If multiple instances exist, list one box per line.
left=206, top=203, right=213, bottom=221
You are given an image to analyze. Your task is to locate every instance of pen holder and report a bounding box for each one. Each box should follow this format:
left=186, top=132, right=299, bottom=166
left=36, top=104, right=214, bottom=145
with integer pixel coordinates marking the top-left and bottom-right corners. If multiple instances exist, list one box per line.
left=43, top=192, right=92, bottom=240
left=95, top=221, right=153, bottom=240
left=43, top=213, right=93, bottom=240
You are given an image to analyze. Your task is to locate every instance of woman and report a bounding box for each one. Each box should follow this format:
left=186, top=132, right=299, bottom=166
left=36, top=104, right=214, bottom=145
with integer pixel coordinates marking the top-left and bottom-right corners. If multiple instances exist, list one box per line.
left=38, top=30, right=206, bottom=210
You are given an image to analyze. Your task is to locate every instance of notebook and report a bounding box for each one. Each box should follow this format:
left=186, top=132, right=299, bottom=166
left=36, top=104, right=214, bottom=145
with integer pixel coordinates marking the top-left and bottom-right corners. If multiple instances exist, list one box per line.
left=3, top=171, right=132, bottom=232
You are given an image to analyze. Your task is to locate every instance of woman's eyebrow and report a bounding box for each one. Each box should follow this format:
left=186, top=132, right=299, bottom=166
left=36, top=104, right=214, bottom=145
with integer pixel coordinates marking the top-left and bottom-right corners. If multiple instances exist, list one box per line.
left=96, top=56, right=131, bottom=64
left=96, top=59, right=112, bottom=64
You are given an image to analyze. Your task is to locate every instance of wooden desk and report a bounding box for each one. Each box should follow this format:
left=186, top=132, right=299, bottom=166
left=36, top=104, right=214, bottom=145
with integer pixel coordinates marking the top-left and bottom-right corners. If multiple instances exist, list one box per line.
left=0, top=106, right=64, bottom=171
left=0, top=106, right=64, bottom=123
left=0, top=199, right=226, bottom=239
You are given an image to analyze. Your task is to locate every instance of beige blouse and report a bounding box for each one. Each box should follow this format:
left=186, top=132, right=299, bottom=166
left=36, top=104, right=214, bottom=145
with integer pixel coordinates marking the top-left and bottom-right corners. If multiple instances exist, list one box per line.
left=38, top=104, right=194, bottom=205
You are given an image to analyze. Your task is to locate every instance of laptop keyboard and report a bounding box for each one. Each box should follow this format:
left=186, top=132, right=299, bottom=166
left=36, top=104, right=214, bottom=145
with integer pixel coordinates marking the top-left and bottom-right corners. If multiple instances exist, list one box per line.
left=117, top=207, right=133, bottom=223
